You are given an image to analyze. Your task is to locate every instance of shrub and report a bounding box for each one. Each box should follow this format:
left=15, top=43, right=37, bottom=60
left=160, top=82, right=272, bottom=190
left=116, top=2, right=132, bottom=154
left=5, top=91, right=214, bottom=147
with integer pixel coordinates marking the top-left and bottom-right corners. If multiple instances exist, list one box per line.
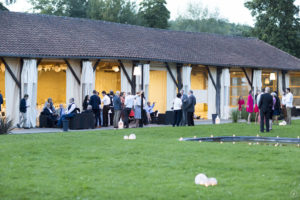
left=241, top=107, right=256, bottom=122
left=0, top=117, right=13, bottom=135
left=230, top=109, right=239, bottom=123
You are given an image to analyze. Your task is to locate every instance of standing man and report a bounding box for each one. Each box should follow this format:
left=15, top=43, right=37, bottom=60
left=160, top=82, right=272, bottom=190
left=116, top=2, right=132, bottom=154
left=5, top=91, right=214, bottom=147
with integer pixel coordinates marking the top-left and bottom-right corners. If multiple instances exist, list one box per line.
left=258, top=87, right=273, bottom=133
left=109, top=90, right=115, bottom=126
left=186, top=90, right=196, bottom=126
left=90, top=90, right=101, bottom=128
left=102, top=91, right=111, bottom=127
left=113, top=91, right=122, bottom=128
left=285, top=88, right=293, bottom=125
left=0, top=90, right=3, bottom=115
left=17, top=94, right=30, bottom=129
left=124, top=92, right=134, bottom=128
left=180, top=89, right=188, bottom=126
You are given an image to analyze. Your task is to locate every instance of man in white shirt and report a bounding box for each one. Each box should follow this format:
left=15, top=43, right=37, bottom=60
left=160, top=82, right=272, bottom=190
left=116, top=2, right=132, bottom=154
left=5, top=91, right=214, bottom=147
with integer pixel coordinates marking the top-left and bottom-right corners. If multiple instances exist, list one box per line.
left=102, top=91, right=111, bottom=127
left=124, top=92, right=134, bottom=128
left=281, top=92, right=287, bottom=122
left=57, top=98, right=77, bottom=127
left=285, top=88, right=293, bottom=125
left=256, top=88, right=264, bottom=106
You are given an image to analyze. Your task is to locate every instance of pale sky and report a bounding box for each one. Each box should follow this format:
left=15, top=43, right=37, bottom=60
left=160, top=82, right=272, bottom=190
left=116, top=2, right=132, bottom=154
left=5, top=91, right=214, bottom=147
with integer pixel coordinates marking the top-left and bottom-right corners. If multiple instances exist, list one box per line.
left=1, top=0, right=300, bottom=26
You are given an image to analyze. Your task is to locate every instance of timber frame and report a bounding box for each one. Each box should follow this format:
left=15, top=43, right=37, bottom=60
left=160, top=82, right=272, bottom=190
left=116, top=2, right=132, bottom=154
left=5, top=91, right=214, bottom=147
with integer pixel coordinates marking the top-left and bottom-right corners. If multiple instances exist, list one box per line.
left=165, top=62, right=179, bottom=89
left=64, top=59, right=81, bottom=85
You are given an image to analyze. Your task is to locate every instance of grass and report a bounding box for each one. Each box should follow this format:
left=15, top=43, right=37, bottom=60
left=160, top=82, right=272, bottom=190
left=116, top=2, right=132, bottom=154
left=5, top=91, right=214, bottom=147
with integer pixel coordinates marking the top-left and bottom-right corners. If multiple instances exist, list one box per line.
left=1, top=121, right=300, bottom=200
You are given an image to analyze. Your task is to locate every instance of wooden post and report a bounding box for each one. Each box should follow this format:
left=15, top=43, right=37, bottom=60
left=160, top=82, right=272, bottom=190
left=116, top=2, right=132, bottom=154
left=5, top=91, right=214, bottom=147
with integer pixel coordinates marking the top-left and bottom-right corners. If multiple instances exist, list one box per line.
left=216, top=68, right=222, bottom=116
left=140, top=64, right=144, bottom=127
left=176, top=63, right=183, bottom=92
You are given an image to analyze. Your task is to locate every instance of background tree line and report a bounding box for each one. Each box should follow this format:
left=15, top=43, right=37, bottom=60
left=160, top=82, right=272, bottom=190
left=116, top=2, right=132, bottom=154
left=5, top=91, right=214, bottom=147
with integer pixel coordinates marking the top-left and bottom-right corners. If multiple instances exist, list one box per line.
left=1, top=0, right=299, bottom=58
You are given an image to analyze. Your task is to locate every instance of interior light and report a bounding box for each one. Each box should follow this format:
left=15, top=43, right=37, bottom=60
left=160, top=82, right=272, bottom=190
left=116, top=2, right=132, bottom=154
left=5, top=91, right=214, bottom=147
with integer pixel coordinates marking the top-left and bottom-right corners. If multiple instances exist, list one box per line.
left=265, top=78, right=270, bottom=85
left=270, top=72, right=276, bottom=81
left=112, top=66, right=119, bottom=72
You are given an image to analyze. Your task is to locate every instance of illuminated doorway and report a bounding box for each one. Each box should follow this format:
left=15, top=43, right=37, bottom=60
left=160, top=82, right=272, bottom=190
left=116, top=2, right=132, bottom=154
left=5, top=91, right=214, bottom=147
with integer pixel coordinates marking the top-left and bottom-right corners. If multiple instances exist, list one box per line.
left=149, top=70, right=167, bottom=113
left=95, top=61, right=121, bottom=93
left=191, top=66, right=208, bottom=119
left=37, top=61, right=67, bottom=111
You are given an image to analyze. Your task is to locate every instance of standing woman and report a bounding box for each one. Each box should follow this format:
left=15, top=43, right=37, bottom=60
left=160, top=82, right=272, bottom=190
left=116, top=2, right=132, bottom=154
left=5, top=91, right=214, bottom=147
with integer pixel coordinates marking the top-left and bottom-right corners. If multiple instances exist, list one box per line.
left=246, top=90, right=254, bottom=124
left=273, top=91, right=281, bottom=125
left=172, top=93, right=182, bottom=127
left=238, top=96, right=245, bottom=116
left=134, top=91, right=142, bottom=128
left=82, top=95, right=90, bottom=111
left=254, top=90, right=260, bottom=124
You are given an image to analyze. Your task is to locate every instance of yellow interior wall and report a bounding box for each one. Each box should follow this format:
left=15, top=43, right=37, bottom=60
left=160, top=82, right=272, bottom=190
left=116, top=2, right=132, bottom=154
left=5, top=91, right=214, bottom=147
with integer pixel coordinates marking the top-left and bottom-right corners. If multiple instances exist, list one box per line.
left=191, top=71, right=207, bottom=118
left=148, top=70, right=167, bottom=113
left=37, top=70, right=66, bottom=107
left=95, top=70, right=121, bottom=94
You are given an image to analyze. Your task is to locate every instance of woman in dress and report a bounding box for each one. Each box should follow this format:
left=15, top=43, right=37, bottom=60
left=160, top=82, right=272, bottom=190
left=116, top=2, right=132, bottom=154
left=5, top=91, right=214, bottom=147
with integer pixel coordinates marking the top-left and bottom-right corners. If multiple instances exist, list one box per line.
left=238, top=96, right=245, bottom=116
left=254, top=90, right=260, bottom=124
left=246, top=90, right=253, bottom=124
left=134, top=91, right=144, bottom=128
left=82, top=95, right=90, bottom=111
left=172, top=93, right=182, bottom=127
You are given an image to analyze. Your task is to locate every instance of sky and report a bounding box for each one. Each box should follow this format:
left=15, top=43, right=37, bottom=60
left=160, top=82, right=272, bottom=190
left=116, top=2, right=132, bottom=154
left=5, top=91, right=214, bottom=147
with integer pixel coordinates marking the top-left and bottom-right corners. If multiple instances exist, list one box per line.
left=1, top=0, right=300, bottom=26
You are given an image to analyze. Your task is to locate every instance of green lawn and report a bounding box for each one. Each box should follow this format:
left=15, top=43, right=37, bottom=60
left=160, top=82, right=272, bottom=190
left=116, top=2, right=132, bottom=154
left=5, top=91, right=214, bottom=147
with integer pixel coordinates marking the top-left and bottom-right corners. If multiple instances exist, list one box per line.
left=1, top=121, right=300, bottom=200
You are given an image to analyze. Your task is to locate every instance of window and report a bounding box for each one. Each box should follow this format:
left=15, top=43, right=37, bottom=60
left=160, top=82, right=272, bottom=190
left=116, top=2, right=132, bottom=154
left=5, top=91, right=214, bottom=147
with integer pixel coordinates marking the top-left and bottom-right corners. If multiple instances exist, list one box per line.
left=230, top=70, right=249, bottom=107
left=289, top=72, right=300, bottom=106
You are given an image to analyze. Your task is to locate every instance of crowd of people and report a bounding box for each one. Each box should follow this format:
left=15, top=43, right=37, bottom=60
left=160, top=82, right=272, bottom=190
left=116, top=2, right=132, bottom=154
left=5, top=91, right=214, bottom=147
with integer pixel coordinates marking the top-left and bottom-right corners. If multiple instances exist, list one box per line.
left=239, top=87, right=294, bottom=133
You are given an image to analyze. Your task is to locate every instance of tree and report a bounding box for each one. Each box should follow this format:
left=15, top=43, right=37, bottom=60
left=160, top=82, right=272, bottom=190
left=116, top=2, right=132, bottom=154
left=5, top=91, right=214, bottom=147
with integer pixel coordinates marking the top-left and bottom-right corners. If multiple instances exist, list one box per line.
left=87, top=0, right=139, bottom=24
left=245, top=0, right=300, bottom=58
left=29, top=0, right=69, bottom=16
left=139, top=0, right=170, bottom=29
left=169, top=2, right=251, bottom=36
left=0, top=2, right=8, bottom=10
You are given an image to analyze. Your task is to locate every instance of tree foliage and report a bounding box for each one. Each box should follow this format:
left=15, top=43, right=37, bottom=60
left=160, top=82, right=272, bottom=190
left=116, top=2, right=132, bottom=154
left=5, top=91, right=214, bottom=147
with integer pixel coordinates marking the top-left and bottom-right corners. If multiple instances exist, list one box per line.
left=0, top=2, right=8, bottom=10
left=139, top=0, right=170, bottom=29
left=169, top=3, right=251, bottom=36
left=245, top=0, right=300, bottom=58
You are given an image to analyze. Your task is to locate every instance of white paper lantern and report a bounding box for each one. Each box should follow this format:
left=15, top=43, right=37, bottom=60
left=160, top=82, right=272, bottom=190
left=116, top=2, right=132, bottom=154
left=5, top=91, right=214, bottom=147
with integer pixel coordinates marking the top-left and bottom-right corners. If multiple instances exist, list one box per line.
left=195, top=173, right=208, bottom=185
left=207, top=177, right=218, bottom=186
left=124, top=135, right=129, bottom=140
left=129, top=134, right=136, bottom=140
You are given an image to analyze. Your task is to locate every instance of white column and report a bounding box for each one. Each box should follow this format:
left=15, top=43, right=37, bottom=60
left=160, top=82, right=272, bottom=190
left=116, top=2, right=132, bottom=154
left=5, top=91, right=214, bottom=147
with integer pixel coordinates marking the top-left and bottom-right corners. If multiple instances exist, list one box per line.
left=207, top=67, right=217, bottom=119
left=21, top=59, right=38, bottom=128
left=4, top=58, right=21, bottom=126
left=166, top=63, right=177, bottom=111
left=252, top=69, right=262, bottom=95
left=121, top=61, right=132, bottom=94
left=66, top=60, right=81, bottom=109
left=81, top=61, right=94, bottom=110
left=220, top=68, right=230, bottom=119
left=182, top=65, right=191, bottom=93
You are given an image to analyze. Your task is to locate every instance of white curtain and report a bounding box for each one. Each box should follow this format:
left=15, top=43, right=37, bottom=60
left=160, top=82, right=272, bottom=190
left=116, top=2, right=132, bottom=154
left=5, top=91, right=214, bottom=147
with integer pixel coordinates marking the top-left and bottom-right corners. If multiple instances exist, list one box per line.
left=135, top=64, right=150, bottom=100
left=121, top=62, right=133, bottom=94
left=285, top=72, right=290, bottom=89
left=166, top=64, right=177, bottom=111
left=182, top=65, right=192, bottom=93
left=21, top=59, right=38, bottom=128
left=252, top=69, right=262, bottom=95
left=207, top=67, right=217, bottom=119
left=81, top=61, right=94, bottom=109
left=220, top=68, right=230, bottom=119
left=66, top=60, right=81, bottom=109
left=4, top=58, right=21, bottom=126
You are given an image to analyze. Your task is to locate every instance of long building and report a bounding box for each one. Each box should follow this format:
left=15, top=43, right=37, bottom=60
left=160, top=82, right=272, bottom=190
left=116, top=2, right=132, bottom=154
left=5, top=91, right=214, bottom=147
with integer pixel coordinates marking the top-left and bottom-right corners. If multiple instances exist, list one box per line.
left=0, top=11, right=300, bottom=126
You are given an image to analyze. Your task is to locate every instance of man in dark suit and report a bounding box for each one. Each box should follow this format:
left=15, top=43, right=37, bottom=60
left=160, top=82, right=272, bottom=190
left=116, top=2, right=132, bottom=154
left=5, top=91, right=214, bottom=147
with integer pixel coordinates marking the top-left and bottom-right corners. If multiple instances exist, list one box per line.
left=180, top=90, right=188, bottom=126
left=0, top=90, right=3, bottom=113
left=258, top=87, right=273, bottom=133
left=17, top=94, right=29, bottom=129
left=89, top=90, right=101, bottom=128
left=186, top=90, right=196, bottom=126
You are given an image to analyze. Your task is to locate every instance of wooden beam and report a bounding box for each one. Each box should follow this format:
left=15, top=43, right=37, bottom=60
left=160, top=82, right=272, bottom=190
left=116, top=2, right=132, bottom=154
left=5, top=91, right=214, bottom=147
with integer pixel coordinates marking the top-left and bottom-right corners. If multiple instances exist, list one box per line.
left=37, top=58, right=42, bottom=67
left=19, top=58, right=23, bottom=100
left=241, top=67, right=252, bottom=88
left=205, top=66, right=217, bottom=91
left=93, top=59, right=101, bottom=71
left=165, top=62, right=179, bottom=88
left=64, top=59, right=80, bottom=85
left=216, top=68, right=222, bottom=116
left=176, top=63, right=183, bottom=91
left=0, top=57, right=21, bottom=89
left=282, top=70, right=287, bottom=92
left=118, top=60, right=134, bottom=89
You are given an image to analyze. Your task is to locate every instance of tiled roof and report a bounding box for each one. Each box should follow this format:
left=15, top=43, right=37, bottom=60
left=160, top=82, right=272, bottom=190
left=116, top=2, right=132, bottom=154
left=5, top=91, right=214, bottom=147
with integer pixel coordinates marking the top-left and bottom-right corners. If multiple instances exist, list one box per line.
left=0, top=11, right=299, bottom=70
